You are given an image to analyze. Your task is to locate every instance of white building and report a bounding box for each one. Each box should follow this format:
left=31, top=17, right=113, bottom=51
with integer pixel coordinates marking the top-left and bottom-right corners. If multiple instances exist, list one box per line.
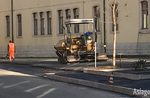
left=0, top=0, right=150, bottom=57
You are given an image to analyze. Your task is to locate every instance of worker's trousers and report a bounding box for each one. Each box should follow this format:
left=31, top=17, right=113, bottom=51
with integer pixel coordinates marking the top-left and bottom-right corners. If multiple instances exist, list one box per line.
left=9, top=51, right=15, bottom=61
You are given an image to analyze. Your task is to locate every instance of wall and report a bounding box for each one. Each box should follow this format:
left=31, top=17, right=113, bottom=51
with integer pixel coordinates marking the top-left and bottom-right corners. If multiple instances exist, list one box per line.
left=0, top=0, right=103, bottom=57
left=105, top=0, right=140, bottom=55
left=0, top=0, right=149, bottom=58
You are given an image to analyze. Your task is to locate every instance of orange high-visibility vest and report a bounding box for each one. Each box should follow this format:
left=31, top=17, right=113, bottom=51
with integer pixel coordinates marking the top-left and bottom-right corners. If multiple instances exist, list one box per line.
left=8, top=43, right=15, bottom=52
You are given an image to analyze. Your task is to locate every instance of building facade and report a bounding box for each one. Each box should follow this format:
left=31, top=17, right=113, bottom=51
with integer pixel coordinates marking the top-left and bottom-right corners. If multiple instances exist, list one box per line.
left=0, top=0, right=149, bottom=57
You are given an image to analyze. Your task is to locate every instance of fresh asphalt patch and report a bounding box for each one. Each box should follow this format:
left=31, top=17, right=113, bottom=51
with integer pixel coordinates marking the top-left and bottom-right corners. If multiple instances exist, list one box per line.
left=54, top=71, right=150, bottom=90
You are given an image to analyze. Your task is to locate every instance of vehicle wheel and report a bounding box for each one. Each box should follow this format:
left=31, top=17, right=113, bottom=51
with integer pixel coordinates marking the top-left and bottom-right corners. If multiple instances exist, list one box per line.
left=58, top=57, right=62, bottom=63
left=62, top=57, right=67, bottom=64
left=139, top=64, right=143, bottom=69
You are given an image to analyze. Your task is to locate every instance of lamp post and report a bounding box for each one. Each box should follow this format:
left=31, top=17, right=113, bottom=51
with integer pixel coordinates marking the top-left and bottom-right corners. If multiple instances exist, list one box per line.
left=11, top=0, right=14, bottom=43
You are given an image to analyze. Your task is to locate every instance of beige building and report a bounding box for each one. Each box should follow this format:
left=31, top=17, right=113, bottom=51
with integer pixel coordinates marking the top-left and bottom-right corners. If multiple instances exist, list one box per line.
left=0, top=0, right=149, bottom=57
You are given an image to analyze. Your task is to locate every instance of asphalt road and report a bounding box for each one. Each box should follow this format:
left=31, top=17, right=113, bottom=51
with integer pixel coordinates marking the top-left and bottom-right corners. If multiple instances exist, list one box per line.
left=0, top=58, right=138, bottom=70
left=0, top=63, right=131, bottom=98
left=25, top=58, right=136, bottom=72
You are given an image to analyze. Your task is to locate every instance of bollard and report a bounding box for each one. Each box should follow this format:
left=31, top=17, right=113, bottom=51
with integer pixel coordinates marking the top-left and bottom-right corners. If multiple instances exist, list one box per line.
left=118, top=53, right=124, bottom=68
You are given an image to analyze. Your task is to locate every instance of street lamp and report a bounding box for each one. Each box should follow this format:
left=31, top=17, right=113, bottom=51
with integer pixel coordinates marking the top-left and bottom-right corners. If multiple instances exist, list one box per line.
left=11, top=0, right=14, bottom=43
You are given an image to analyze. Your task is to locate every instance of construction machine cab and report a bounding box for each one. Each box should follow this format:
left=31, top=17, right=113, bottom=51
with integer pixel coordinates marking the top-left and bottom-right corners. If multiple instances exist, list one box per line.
left=54, top=19, right=108, bottom=64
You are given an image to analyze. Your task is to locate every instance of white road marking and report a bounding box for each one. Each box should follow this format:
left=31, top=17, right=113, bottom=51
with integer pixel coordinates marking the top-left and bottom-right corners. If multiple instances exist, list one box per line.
left=87, top=63, right=93, bottom=65
left=69, top=63, right=78, bottom=66
left=60, top=67, right=69, bottom=69
left=25, top=84, right=49, bottom=92
left=0, top=83, right=4, bottom=86
left=74, top=67, right=82, bottom=70
left=36, top=88, right=57, bottom=98
left=47, top=73, right=55, bottom=75
left=3, top=81, right=30, bottom=89
left=61, top=63, right=77, bottom=69
left=0, top=69, right=34, bottom=77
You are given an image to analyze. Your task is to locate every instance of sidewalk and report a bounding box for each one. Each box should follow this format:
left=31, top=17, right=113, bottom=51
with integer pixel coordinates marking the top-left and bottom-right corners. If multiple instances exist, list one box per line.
left=0, top=58, right=57, bottom=64
left=0, top=58, right=150, bottom=97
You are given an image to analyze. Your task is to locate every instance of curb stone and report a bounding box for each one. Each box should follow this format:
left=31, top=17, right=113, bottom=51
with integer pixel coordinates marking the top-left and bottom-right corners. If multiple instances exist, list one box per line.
left=46, top=74, right=134, bottom=96
left=84, top=69, right=150, bottom=80
left=46, top=74, right=150, bottom=98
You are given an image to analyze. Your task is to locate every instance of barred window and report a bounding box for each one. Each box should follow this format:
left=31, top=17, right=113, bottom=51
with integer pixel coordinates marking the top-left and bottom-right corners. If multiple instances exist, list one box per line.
left=58, top=10, right=63, bottom=34
left=65, top=9, right=71, bottom=33
left=73, top=8, right=79, bottom=33
left=47, top=11, right=52, bottom=35
left=6, top=16, right=10, bottom=37
left=40, top=12, right=45, bottom=35
left=141, top=1, right=148, bottom=29
left=33, top=13, right=38, bottom=35
left=94, top=6, right=100, bottom=32
left=17, top=14, right=22, bottom=36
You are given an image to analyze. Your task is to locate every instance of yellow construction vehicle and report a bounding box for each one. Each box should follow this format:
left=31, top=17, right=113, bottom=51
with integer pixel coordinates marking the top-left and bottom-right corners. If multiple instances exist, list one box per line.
left=54, top=19, right=108, bottom=64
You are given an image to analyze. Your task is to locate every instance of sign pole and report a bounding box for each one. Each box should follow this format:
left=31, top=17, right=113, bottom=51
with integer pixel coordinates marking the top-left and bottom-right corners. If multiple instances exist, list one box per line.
left=95, top=41, right=97, bottom=68
left=94, top=17, right=97, bottom=68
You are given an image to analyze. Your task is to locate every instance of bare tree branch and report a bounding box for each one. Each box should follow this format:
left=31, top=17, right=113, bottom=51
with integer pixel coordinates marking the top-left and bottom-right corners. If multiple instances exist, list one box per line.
left=118, top=1, right=128, bottom=12
left=105, top=7, right=111, bottom=13
left=118, top=13, right=131, bottom=22
left=109, top=3, right=113, bottom=9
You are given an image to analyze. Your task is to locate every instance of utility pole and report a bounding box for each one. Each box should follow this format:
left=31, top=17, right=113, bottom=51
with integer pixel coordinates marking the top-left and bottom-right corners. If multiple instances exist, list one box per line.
left=103, top=0, right=106, bottom=54
left=11, top=0, right=14, bottom=43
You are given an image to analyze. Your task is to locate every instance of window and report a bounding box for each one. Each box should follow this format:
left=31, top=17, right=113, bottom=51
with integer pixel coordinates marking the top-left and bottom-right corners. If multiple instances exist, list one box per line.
left=33, top=13, right=38, bottom=35
left=58, top=10, right=63, bottom=34
left=47, top=11, right=52, bottom=35
left=40, top=12, right=44, bottom=35
left=6, top=16, right=10, bottom=37
left=73, top=8, right=79, bottom=33
left=94, top=6, right=100, bottom=32
left=66, top=9, right=71, bottom=33
left=17, top=14, right=22, bottom=36
left=66, top=9, right=71, bottom=19
left=141, top=1, right=148, bottom=29
left=111, top=4, right=118, bottom=31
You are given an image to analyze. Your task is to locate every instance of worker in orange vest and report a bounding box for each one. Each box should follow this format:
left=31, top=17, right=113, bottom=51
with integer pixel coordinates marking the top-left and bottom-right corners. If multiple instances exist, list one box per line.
left=8, top=40, right=15, bottom=62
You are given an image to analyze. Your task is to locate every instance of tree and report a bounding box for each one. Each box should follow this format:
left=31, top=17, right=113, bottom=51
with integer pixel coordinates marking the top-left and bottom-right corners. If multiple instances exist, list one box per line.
left=105, top=0, right=128, bottom=66
left=112, top=0, right=117, bottom=66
